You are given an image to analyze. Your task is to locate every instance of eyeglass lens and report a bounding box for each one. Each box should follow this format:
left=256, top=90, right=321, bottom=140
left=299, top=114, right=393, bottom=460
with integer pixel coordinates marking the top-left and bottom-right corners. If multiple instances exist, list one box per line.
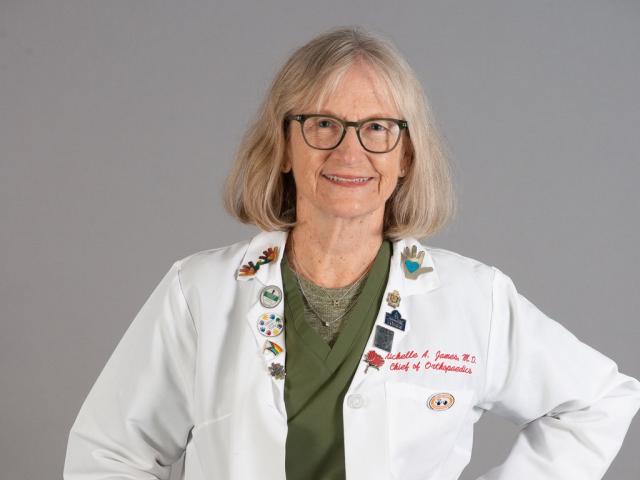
left=302, top=116, right=401, bottom=153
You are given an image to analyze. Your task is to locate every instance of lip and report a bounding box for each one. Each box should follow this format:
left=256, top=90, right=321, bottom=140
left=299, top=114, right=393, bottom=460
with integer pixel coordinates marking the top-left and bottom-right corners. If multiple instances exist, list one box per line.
left=323, top=173, right=373, bottom=179
left=322, top=173, right=374, bottom=187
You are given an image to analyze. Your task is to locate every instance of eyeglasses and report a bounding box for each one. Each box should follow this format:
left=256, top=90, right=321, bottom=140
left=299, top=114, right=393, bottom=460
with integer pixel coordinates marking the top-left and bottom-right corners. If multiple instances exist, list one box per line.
left=284, top=113, right=408, bottom=154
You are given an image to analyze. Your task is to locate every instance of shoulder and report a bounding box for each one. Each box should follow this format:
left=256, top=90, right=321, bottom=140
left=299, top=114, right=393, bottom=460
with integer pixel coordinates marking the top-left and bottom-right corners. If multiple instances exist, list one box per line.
left=421, top=243, right=498, bottom=289
left=170, top=237, right=252, bottom=286
left=423, top=244, right=537, bottom=312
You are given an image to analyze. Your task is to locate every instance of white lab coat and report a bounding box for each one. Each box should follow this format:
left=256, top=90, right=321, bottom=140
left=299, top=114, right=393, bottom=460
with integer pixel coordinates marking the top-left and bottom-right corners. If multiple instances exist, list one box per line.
left=63, top=229, right=640, bottom=480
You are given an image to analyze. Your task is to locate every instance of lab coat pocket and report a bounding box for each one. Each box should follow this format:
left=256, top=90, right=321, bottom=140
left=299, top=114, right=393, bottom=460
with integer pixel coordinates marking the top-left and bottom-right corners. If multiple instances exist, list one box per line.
left=385, top=382, right=473, bottom=480
left=191, top=413, right=236, bottom=478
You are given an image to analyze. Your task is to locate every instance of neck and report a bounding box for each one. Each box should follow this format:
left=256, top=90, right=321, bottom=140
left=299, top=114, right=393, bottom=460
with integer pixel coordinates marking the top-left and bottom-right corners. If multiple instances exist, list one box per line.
left=286, top=208, right=384, bottom=288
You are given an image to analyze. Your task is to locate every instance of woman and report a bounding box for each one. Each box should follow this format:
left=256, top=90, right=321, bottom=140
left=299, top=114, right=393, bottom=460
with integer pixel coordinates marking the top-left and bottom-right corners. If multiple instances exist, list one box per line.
left=64, top=27, right=640, bottom=480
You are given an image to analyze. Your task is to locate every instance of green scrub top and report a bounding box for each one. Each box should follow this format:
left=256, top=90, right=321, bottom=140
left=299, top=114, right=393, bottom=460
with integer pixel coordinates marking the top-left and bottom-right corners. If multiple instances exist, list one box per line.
left=281, top=239, right=391, bottom=480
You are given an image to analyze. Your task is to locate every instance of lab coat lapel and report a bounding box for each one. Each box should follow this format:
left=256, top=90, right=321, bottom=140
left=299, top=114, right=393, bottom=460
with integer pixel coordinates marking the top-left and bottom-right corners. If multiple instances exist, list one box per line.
left=348, top=237, right=441, bottom=392
left=236, top=229, right=289, bottom=418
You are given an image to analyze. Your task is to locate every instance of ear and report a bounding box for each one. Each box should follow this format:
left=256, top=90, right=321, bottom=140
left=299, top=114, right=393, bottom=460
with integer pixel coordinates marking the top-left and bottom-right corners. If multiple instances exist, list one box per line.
left=399, top=144, right=413, bottom=178
left=280, top=118, right=293, bottom=173
left=281, top=145, right=292, bottom=174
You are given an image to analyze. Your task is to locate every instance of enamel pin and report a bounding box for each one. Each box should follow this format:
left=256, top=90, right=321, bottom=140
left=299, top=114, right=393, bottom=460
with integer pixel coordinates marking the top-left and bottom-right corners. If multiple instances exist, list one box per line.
left=263, top=340, right=283, bottom=356
left=268, top=362, right=286, bottom=380
left=259, top=285, right=283, bottom=308
left=257, top=312, right=284, bottom=337
left=239, top=246, right=279, bottom=277
left=427, top=392, right=455, bottom=410
left=362, top=350, right=385, bottom=373
left=373, top=325, right=394, bottom=352
left=384, top=309, right=406, bottom=331
left=401, top=245, right=433, bottom=280
left=386, top=290, right=401, bottom=308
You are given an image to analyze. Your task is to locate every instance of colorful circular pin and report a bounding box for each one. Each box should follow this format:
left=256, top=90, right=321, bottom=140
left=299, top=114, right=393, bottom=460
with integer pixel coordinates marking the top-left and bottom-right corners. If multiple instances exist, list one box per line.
left=257, top=312, right=284, bottom=337
left=427, top=392, right=455, bottom=410
left=259, top=285, right=283, bottom=308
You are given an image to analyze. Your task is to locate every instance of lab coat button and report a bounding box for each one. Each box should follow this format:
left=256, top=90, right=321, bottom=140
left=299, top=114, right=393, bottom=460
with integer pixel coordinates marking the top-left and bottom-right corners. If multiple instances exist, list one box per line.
left=347, top=394, right=365, bottom=409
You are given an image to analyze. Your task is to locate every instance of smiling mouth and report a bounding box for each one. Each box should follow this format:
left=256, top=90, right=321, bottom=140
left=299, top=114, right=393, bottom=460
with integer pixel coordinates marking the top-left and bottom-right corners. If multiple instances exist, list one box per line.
left=322, top=174, right=374, bottom=184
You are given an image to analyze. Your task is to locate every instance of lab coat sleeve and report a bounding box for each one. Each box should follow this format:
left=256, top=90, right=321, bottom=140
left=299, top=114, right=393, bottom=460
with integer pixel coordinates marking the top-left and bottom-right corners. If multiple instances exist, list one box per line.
left=63, top=260, right=197, bottom=480
left=475, top=266, right=640, bottom=479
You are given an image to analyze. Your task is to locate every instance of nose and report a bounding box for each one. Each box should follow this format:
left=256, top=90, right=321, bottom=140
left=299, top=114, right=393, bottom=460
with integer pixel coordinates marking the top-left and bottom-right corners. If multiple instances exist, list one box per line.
left=334, top=125, right=365, bottom=158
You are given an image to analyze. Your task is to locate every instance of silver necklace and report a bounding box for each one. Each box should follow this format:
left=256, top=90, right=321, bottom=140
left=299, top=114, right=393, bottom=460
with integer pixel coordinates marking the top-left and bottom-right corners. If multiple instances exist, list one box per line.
left=288, top=236, right=373, bottom=327
left=291, top=236, right=369, bottom=307
left=294, top=271, right=362, bottom=327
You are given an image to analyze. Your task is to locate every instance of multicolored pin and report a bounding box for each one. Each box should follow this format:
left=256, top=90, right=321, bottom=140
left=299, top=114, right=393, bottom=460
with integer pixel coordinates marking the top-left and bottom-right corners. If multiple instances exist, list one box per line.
left=263, top=340, right=283, bottom=356
left=259, top=285, right=282, bottom=308
left=257, top=312, right=284, bottom=337
left=239, top=246, right=279, bottom=277
left=400, top=245, right=433, bottom=280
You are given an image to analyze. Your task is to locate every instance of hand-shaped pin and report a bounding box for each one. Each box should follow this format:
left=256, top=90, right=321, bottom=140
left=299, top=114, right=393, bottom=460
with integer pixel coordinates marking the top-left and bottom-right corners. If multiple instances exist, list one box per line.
left=401, top=245, right=433, bottom=279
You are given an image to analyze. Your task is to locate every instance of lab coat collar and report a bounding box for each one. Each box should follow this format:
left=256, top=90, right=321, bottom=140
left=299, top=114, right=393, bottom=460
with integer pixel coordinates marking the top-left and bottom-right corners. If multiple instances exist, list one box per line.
left=235, top=229, right=441, bottom=297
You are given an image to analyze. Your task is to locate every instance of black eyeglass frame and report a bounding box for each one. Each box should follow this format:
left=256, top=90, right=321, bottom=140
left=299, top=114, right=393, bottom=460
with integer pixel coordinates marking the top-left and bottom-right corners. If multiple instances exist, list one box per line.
left=284, top=113, right=409, bottom=154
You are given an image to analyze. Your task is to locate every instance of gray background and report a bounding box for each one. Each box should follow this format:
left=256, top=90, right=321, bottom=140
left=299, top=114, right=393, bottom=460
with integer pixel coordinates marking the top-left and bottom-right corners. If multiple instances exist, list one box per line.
left=1, top=1, right=638, bottom=478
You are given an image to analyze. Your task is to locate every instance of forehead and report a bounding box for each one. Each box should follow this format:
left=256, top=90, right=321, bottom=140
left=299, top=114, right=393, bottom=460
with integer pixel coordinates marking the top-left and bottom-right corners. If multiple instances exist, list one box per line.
left=305, top=61, right=400, bottom=119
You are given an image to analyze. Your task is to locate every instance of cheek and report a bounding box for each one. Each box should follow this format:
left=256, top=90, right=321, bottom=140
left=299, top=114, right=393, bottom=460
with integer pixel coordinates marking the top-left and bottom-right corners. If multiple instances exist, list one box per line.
left=379, top=176, right=400, bottom=199
left=290, top=151, right=326, bottom=188
left=375, top=159, right=403, bottom=190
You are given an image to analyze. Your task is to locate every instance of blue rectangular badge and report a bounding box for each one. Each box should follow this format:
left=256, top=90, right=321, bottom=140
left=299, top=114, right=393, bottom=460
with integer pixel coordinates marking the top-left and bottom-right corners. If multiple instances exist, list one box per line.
left=384, top=310, right=406, bottom=331
left=374, top=325, right=394, bottom=352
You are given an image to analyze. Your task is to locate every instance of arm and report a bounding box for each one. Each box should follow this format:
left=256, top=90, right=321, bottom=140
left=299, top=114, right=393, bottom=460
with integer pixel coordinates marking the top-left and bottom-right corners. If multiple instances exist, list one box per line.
left=63, top=261, right=197, bottom=480
left=475, top=267, right=640, bottom=479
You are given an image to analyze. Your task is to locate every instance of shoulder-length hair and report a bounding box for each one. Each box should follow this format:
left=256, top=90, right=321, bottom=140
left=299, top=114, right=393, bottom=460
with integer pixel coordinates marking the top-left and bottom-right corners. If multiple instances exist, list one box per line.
left=223, top=25, right=456, bottom=241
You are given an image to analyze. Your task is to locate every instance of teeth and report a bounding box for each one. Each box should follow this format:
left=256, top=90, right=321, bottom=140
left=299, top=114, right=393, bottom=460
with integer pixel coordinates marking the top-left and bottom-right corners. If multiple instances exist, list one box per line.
left=324, top=174, right=370, bottom=183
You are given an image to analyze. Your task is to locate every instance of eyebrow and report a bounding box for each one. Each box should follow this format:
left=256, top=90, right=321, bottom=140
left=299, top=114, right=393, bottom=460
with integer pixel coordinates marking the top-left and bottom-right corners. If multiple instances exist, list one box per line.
left=314, top=109, right=399, bottom=120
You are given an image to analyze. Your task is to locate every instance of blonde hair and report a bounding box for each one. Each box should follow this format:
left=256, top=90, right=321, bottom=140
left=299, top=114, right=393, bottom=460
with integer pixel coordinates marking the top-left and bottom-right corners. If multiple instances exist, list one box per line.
left=223, top=25, right=457, bottom=241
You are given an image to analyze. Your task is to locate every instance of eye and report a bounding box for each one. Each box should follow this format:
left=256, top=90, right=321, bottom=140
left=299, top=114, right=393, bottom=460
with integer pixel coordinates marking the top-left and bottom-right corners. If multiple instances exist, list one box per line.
left=310, top=117, right=339, bottom=129
left=366, top=120, right=390, bottom=133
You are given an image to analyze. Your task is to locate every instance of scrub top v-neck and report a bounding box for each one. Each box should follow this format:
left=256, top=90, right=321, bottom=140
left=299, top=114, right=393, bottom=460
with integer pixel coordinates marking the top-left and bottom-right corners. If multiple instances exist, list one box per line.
left=281, top=239, right=391, bottom=480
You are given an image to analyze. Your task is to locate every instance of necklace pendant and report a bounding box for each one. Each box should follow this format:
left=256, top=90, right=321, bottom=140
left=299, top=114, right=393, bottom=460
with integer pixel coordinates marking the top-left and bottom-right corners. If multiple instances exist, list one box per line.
left=333, top=299, right=339, bottom=307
